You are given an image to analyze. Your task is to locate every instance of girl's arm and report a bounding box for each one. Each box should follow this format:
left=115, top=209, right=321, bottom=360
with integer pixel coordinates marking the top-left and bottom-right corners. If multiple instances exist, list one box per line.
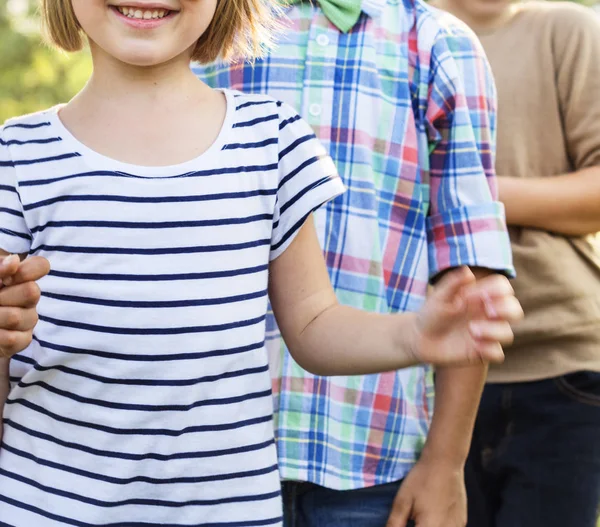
left=269, top=217, right=522, bottom=376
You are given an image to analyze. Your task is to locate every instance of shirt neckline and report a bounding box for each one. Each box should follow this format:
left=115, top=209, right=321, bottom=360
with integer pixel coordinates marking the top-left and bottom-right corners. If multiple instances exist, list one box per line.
left=47, top=88, right=235, bottom=177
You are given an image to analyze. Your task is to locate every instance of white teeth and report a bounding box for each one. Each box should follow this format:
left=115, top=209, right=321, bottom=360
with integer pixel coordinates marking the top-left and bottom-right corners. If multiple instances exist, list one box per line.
left=116, top=6, right=170, bottom=19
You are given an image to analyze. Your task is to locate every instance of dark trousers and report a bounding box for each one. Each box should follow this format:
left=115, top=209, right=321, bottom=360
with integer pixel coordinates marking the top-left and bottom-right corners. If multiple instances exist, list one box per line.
left=282, top=480, right=415, bottom=527
left=466, top=371, right=600, bottom=527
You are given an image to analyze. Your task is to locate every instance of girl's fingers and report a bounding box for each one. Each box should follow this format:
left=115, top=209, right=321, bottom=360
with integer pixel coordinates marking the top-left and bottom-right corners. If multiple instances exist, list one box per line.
left=464, top=274, right=514, bottom=302
left=434, top=267, right=476, bottom=305
left=469, top=320, right=514, bottom=346
left=0, top=329, right=33, bottom=359
left=0, top=281, right=42, bottom=309
left=472, top=340, right=505, bottom=364
left=0, top=307, right=39, bottom=332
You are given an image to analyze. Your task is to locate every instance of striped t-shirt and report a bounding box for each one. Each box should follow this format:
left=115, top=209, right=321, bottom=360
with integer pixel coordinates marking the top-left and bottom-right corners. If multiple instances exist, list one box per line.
left=0, top=89, right=343, bottom=527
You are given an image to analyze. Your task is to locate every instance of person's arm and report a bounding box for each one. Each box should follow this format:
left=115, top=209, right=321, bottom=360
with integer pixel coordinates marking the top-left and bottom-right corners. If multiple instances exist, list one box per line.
left=269, top=216, right=521, bottom=375
left=497, top=169, right=600, bottom=236
left=387, top=25, right=510, bottom=526
left=498, top=6, right=600, bottom=237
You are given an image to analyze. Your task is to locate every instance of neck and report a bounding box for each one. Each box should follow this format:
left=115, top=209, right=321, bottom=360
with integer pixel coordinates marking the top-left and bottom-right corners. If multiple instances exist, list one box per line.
left=68, top=43, right=209, bottom=118
left=432, top=0, right=517, bottom=33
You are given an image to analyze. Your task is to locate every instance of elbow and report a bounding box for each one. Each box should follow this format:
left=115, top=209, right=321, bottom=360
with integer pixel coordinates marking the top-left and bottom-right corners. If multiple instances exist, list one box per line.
left=285, top=343, right=333, bottom=377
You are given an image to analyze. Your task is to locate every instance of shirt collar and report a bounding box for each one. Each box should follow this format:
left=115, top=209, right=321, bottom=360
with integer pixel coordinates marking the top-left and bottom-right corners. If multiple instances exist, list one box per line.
left=361, top=0, right=387, bottom=19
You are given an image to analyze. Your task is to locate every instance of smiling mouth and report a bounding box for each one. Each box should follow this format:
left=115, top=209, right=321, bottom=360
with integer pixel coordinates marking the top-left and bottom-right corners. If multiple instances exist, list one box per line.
left=112, top=6, right=175, bottom=19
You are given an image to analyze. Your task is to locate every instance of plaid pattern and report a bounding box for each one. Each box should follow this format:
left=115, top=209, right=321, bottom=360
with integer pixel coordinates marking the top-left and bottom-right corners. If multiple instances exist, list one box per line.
left=193, top=0, right=513, bottom=490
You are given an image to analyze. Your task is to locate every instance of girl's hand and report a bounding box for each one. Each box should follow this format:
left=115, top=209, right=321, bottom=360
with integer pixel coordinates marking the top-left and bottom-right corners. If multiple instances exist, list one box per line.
left=0, top=254, right=50, bottom=358
left=415, top=267, right=523, bottom=365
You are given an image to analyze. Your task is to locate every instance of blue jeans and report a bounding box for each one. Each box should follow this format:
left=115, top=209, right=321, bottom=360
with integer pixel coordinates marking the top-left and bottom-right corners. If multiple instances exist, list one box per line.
left=466, top=371, right=600, bottom=527
left=282, top=480, right=415, bottom=527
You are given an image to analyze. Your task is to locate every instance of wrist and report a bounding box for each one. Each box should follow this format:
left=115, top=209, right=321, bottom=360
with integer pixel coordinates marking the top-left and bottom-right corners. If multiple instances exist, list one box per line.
left=397, top=312, right=421, bottom=365
left=419, top=443, right=467, bottom=471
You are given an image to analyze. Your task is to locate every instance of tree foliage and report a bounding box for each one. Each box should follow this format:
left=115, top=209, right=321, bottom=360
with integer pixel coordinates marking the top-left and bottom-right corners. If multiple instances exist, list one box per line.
left=0, top=0, right=597, bottom=123
left=0, top=1, right=91, bottom=124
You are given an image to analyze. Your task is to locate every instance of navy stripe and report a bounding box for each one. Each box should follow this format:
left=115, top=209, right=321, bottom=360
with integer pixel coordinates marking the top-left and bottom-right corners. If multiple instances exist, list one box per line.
left=2, top=442, right=278, bottom=485
left=0, top=228, right=31, bottom=241
left=0, top=185, right=17, bottom=193
left=278, top=154, right=325, bottom=190
left=0, top=468, right=280, bottom=508
left=272, top=207, right=321, bottom=253
left=7, top=396, right=272, bottom=437
left=38, top=312, right=265, bottom=335
left=280, top=175, right=336, bottom=216
left=235, top=100, right=272, bottom=110
left=278, top=134, right=315, bottom=162
left=19, top=163, right=279, bottom=187
left=31, top=214, right=273, bottom=234
left=279, top=114, right=301, bottom=130
left=47, top=263, right=268, bottom=282
left=13, top=353, right=269, bottom=386
left=16, top=378, right=273, bottom=414
left=0, top=493, right=282, bottom=527
left=32, top=238, right=270, bottom=255
left=9, top=152, right=81, bottom=166
left=233, top=113, right=278, bottom=128
left=32, top=335, right=265, bottom=362
left=0, top=137, right=61, bottom=146
left=41, top=288, right=267, bottom=308
left=0, top=207, right=24, bottom=218
left=223, top=138, right=278, bottom=150
left=5, top=416, right=273, bottom=460
left=24, top=188, right=277, bottom=210
left=3, top=122, right=51, bottom=129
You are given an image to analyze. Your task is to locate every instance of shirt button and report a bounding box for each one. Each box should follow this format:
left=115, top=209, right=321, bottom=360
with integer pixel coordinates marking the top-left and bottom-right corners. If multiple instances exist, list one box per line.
left=309, top=103, right=322, bottom=117
left=316, top=34, right=330, bottom=47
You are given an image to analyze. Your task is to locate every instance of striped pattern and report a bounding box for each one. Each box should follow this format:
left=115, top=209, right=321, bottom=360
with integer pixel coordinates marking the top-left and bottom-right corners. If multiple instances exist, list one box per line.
left=0, top=90, right=344, bottom=526
left=194, top=0, right=514, bottom=490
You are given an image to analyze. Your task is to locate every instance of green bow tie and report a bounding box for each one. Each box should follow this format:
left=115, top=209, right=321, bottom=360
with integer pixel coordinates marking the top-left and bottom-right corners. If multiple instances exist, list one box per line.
left=291, top=0, right=362, bottom=33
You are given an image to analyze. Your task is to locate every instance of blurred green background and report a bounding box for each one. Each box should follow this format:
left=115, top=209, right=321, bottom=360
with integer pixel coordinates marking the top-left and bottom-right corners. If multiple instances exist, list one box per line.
left=1, top=0, right=599, bottom=124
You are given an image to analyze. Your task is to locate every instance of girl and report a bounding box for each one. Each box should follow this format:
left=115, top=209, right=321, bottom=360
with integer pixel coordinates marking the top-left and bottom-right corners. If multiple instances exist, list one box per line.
left=0, top=0, right=522, bottom=525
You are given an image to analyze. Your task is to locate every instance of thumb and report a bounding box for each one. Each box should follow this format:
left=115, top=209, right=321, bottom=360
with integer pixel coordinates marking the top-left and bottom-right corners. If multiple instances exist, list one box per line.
left=0, top=254, right=21, bottom=282
left=386, top=495, right=413, bottom=527
left=433, top=267, right=475, bottom=306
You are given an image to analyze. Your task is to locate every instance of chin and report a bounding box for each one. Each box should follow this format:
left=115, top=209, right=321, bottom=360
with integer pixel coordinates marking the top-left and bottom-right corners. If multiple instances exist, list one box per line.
left=113, top=46, right=178, bottom=68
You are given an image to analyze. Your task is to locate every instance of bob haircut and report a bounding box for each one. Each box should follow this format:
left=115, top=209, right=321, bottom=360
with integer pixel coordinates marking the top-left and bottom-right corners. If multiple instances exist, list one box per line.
left=41, top=0, right=283, bottom=63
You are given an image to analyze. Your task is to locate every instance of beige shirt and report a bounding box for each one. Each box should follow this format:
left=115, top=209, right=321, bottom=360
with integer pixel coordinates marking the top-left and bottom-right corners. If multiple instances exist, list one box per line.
left=478, top=2, right=600, bottom=382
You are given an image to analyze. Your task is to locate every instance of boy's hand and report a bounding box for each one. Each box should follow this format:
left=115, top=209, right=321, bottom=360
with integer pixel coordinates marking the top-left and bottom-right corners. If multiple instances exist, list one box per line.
left=415, top=267, right=523, bottom=365
left=0, top=255, right=50, bottom=358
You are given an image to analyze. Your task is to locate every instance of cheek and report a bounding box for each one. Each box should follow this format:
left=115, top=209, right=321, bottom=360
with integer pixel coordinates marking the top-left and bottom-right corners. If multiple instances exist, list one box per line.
left=70, top=0, right=103, bottom=35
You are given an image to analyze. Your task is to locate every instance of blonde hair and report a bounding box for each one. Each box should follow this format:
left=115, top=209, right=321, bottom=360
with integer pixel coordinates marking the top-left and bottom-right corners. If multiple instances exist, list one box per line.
left=41, top=0, right=284, bottom=63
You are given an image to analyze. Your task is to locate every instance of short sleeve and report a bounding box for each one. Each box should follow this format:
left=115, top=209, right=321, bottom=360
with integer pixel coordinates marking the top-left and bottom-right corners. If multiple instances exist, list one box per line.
left=553, top=4, right=600, bottom=170
left=270, top=103, right=345, bottom=260
left=425, top=33, right=514, bottom=279
left=0, top=129, right=32, bottom=254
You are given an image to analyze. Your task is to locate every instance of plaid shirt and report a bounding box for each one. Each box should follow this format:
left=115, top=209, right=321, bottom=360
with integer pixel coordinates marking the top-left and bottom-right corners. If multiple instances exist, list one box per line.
left=194, top=0, right=513, bottom=490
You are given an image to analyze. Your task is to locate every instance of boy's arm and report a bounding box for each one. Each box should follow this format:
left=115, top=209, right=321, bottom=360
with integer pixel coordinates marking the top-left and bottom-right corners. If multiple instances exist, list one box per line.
left=496, top=6, right=600, bottom=236
left=387, top=28, right=508, bottom=526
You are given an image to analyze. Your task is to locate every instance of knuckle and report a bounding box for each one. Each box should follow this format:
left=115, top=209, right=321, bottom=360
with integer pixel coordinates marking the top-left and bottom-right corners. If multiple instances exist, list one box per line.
left=3, top=331, right=18, bottom=350
left=24, top=282, right=41, bottom=304
left=4, top=309, right=22, bottom=330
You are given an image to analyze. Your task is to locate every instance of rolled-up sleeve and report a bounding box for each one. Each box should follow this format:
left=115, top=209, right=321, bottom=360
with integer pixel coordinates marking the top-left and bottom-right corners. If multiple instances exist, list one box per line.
left=425, top=30, right=514, bottom=280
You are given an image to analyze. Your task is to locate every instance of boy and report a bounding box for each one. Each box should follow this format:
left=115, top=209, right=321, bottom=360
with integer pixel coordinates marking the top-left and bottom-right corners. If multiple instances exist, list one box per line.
left=194, top=0, right=513, bottom=524
left=431, top=0, right=600, bottom=524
